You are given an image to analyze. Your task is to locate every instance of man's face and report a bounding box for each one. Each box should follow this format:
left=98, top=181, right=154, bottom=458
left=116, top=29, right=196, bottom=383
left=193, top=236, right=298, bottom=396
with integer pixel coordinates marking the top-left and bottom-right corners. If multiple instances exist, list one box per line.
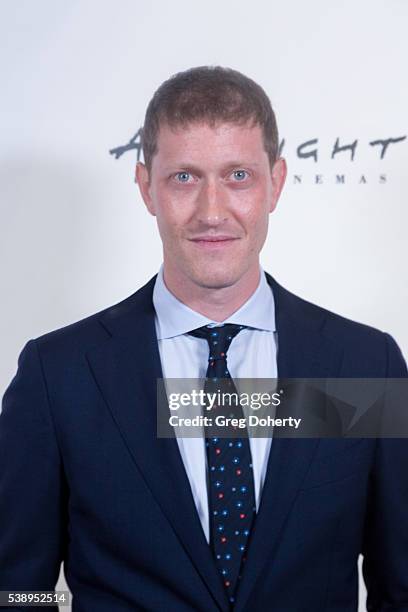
left=136, top=121, right=286, bottom=290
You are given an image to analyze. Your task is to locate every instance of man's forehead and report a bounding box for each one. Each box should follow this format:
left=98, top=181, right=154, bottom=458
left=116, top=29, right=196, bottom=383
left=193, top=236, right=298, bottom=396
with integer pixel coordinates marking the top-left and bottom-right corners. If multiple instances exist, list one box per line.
left=156, top=118, right=261, bottom=139
left=153, top=120, right=266, bottom=165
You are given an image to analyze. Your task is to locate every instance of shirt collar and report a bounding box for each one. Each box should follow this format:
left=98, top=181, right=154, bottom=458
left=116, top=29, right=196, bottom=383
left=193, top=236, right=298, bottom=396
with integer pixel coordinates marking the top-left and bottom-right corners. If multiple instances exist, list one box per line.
left=153, top=264, right=276, bottom=340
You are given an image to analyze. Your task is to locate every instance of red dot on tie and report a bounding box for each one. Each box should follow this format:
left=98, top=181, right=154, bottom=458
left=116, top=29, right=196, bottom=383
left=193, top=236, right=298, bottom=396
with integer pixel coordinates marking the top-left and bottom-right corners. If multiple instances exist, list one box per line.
left=218, top=492, right=224, bottom=499
left=225, top=581, right=231, bottom=587
left=240, top=513, right=246, bottom=519
left=236, top=469, right=242, bottom=475
left=215, top=448, right=221, bottom=455
left=220, top=352, right=225, bottom=357
left=221, top=536, right=227, bottom=543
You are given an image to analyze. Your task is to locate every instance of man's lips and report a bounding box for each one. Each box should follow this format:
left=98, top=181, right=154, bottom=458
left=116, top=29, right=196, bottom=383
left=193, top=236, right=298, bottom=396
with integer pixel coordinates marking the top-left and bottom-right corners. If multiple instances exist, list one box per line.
left=188, top=235, right=240, bottom=249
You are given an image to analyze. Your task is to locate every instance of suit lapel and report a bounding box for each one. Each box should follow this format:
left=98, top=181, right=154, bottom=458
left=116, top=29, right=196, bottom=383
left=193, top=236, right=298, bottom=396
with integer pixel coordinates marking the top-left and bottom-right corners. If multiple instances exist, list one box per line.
left=86, top=276, right=228, bottom=612
left=233, top=274, right=344, bottom=612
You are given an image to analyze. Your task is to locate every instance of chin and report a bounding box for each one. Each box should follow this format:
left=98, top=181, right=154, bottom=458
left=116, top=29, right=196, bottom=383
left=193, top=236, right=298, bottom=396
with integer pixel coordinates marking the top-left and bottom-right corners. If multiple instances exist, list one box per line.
left=188, top=264, right=244, bottom=290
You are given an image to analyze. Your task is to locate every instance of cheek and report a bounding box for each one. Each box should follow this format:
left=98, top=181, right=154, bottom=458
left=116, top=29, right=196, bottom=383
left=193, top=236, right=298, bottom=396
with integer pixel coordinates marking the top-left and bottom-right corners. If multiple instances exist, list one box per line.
left=233, top=189, right=269, bottom=230
left=154, top=196, right=190, bottom=240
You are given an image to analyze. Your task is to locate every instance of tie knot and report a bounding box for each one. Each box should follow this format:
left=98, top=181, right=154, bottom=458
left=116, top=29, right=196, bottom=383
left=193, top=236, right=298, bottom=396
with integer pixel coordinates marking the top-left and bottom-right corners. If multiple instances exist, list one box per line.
left=188, top=323, right=246, bottom=361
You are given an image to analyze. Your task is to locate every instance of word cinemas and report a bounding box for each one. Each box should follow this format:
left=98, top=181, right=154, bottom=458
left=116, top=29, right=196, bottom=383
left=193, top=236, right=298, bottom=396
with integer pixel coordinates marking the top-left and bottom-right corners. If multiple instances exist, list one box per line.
left=279, top=135, right=406, bottom=185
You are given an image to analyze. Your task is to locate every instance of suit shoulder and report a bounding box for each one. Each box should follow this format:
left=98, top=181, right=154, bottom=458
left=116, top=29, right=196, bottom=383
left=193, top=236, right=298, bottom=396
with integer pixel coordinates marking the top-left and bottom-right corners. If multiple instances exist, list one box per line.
left=33, top=275, right=157, bottom=354
left=271, top=272, right=389, bottom=351
left=271, top=275, right=386, bottom=340
left=316, top=299, right=386, bottom=345
left=320, top=304, right=407, bottom=376
left=269, top=275, right=406, bottom=375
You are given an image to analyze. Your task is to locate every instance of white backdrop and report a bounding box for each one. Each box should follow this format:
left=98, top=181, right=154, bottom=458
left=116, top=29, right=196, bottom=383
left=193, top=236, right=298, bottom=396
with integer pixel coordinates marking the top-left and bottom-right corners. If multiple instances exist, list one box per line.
left=1, top=1, right=407, bottom=609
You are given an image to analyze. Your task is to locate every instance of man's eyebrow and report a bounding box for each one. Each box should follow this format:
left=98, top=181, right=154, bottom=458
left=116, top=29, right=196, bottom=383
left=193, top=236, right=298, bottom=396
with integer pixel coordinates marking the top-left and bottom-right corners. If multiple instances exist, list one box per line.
left=162, top=161, right=261, bottom=172
left=162, top=164, right=201, bottom=173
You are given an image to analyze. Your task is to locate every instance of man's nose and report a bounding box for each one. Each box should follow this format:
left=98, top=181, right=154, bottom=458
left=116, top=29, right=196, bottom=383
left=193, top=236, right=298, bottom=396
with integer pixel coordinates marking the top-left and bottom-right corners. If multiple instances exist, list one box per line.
left=196, top=179, right=228, bottom=224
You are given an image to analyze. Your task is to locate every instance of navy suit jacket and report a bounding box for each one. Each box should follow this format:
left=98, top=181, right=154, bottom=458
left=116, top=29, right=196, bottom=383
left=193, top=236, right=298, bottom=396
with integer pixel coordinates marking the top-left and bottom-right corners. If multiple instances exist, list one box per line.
left=1, top=272, right=408, bottom=611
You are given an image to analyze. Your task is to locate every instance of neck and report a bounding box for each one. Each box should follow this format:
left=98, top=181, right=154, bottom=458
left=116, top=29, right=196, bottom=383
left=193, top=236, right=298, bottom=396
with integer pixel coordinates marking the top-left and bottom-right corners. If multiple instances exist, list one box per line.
left=161, top=262, right=261, bottom=322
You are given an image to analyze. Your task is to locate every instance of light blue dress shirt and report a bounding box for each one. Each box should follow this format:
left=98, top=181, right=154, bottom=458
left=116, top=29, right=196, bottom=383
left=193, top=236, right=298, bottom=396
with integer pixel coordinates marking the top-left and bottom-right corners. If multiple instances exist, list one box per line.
left=153, top=265, right=278, bottom=543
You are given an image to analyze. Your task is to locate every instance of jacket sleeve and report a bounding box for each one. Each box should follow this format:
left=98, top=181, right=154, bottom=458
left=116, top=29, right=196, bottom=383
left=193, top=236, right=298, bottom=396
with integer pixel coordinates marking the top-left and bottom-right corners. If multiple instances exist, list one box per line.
left=362, top=333, right=408, bottom=611
left=0, top=340, right=67, bottom=609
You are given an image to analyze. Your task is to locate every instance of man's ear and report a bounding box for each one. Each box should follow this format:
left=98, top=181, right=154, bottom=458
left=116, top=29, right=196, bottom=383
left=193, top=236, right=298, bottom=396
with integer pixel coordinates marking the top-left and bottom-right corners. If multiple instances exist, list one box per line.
left=135, top=162, right=156, bottom=216
left=269, top=157, right=287, bottom=213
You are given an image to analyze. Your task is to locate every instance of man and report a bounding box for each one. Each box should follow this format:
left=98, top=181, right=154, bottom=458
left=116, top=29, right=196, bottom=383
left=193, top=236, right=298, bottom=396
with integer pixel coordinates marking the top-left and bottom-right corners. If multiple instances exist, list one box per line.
left=1, top=66, right=407, bottom=611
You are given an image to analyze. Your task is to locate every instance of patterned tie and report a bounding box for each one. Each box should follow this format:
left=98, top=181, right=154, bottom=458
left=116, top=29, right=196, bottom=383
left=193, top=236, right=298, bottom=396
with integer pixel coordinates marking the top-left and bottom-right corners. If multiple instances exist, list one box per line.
left=188, top=323, right=256, bottom=606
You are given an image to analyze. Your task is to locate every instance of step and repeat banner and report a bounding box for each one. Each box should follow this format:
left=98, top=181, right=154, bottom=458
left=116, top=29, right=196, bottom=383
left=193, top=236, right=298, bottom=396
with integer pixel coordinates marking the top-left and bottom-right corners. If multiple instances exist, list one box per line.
left=1, top=1, right=407, bottom=610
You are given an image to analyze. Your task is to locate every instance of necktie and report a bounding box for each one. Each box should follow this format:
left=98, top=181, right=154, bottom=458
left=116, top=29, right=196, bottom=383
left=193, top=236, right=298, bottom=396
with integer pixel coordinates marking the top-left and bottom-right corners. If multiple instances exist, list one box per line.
left=188, top=323, right=256, bottom=605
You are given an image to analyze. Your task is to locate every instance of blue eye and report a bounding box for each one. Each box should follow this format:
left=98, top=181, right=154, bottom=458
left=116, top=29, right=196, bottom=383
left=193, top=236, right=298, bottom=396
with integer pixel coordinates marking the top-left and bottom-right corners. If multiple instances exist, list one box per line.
left=175, top=171, right=191, bottom=183
left=232, top=169, right=248, bottom=181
